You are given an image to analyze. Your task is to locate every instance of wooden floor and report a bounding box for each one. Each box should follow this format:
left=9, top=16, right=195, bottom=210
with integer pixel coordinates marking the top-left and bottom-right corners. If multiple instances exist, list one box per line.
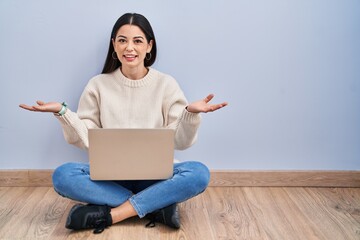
left=0, top=187, right=359, bottom=240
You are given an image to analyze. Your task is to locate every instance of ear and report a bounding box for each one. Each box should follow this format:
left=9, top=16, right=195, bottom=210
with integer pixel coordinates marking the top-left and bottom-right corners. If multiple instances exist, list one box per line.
left=147, top=39, right=153, bottom=53
left=112, top=38, right=116, bottom=49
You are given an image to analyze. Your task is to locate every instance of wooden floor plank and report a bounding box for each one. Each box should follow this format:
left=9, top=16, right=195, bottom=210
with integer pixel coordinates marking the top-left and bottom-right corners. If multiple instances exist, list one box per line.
left=0, top=187, right=10, bottom=198
left=0, top=187, right=36, bottom=232
left=285, top=188, right=338, bottom=239
left=0, top=187, right=359, bottom=240
left=242, top=187, right=307, bottom=240
left=230, top=187, right=271, bottom=239
left=31, top=189, right=71, bottom=240
left=177, top=193, right=216, bottom=240
left=0, top=187, right=50, bottom=239
left=305, top=188, right=360, bottom=239
left=268, top=187, right=321, bottom=239
left=315, top=188, right=360, bottom=223
left=50, top=200, right=79, bottom=240
left=201, top=187, right=260, bottom=240
left=243, top=187, right=320, bottom=240
left=285, top=188, right=360, bottom=240
left=0, top=187, right=70, bottom=240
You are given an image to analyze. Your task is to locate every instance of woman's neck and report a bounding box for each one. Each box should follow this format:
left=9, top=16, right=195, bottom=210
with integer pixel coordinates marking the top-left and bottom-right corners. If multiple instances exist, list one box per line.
left=121, top=66, right=148, bottom=80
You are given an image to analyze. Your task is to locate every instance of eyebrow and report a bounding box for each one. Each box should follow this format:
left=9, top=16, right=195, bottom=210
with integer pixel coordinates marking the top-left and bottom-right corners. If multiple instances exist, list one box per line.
left=117, top=35, right=145, bottom=39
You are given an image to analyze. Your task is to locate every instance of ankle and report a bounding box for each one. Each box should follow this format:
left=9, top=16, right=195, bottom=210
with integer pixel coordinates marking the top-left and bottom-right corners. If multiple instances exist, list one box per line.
left=110, top=201, right=137, bottom=224
left=110, top=209, right=119, bottom=224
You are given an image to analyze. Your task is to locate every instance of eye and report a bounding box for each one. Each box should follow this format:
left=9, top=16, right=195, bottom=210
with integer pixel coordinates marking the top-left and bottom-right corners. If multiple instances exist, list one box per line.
left=134, top=39, right=143, bottom=44
left=118, top=39, right=126, bottom=43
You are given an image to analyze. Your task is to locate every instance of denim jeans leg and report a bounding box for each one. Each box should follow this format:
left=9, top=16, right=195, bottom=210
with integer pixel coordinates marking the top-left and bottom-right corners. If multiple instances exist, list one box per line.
left=129, top=161, right=210, bottom=218
left=52, top=162, right=133, bottom=207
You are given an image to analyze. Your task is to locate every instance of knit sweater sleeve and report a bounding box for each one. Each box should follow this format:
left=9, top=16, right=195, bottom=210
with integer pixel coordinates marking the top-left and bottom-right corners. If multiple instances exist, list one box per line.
left=54, top=84, right=101, bottom=150
left=164, top=79, right=202, bottom=150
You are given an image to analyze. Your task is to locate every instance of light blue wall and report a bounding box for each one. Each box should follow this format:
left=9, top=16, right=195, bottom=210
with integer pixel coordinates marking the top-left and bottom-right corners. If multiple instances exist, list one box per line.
left=1, top=0, right=359, bottom=170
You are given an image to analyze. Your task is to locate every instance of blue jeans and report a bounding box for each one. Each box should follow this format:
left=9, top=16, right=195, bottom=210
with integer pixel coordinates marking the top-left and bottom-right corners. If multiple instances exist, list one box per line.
left=52, top=161, right=210, bottom=218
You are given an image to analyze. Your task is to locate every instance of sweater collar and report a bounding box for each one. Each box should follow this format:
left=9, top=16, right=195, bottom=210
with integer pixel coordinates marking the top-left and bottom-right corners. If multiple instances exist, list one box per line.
left=113, top=67, right=155, bottom=88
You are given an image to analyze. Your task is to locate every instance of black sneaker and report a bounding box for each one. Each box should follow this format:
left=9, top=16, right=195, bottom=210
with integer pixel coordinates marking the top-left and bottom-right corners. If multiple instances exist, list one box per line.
left=145, top=203, right=180, bottom=229
left=65, top=204, right=112, bottom=234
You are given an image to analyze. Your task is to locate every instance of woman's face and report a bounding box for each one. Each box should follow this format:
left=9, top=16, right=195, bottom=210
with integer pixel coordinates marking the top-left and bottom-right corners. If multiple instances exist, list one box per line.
left=112, top=24, right=153, bottom=69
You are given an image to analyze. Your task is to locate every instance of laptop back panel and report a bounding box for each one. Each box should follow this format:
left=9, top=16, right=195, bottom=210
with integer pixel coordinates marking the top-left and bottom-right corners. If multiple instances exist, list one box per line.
left=89, top=128, right=175, bottom=180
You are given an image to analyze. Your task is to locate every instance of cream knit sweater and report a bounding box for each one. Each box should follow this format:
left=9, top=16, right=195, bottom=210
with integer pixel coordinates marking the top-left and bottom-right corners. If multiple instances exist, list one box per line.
left=55, top=67, right=201, bottom=151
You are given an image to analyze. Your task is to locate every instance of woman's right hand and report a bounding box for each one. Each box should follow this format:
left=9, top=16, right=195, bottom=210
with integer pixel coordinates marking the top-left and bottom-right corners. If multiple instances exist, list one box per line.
left=19, top=101, right=62, bottom=113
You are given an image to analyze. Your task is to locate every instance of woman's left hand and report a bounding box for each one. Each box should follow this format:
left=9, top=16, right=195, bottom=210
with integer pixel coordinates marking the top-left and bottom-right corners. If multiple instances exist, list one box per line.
left=186, top=94, right=228, bottom=113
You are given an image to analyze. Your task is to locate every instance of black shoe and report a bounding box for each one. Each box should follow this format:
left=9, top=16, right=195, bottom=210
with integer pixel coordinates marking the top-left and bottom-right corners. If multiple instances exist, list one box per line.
left=145, top=203, right=180, bottom=229
left=65, top=204, right=112, bottom=234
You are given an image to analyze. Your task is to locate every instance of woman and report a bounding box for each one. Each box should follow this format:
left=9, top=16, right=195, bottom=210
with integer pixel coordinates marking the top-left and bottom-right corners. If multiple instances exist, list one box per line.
left=20, top=13, right=227, bottom=234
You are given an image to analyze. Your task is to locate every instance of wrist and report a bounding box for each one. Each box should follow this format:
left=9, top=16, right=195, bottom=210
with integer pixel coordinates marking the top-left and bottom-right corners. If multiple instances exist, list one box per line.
left=185, top=106, right=197, bottom=113
left=55, top=102, right=68, bottom=116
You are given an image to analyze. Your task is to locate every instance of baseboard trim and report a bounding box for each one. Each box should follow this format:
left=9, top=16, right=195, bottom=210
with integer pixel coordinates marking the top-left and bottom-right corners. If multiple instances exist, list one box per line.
left=0, top=170, right=359, bottom=187
left=0, top=170, right=53, bottom=187
left=209, top=170, right=360, bottom=187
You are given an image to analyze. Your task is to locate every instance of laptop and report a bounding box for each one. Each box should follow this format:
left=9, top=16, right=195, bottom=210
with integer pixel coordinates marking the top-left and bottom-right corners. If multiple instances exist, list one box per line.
left=88, top=128, right=175, bottom=180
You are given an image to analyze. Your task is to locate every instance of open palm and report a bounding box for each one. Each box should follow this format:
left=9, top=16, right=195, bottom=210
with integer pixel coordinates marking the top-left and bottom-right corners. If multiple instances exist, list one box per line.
left=187, top=94, right=228, bottom=113
left=19, top=101, right=62, bottom=113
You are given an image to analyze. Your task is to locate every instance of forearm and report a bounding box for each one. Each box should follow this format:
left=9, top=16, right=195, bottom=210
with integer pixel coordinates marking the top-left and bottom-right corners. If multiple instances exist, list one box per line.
left=171, top=108, right=201, bottom=150
left=55, top=109, right=91, bottom=149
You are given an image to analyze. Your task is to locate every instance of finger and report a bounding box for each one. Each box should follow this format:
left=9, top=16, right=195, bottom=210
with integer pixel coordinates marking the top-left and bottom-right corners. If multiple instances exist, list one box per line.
left=204, top=94, right=214, bottom=103
left=36, top=100, right=45, bottom=105
left=215, top=102, right=228, bottom=109
left=19, top=104, right=37, bottom=111
left=33, top=105, right=46, bottom=111
left=206, top=103, right=227, bottom=113
left=209, top=105, right=222, bottom=112
left=220, top=102, right=228, bottom=107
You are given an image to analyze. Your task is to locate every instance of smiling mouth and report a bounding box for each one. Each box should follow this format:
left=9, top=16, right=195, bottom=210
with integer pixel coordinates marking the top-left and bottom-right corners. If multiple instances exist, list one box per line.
left=123, top=55, right=137, bottom=61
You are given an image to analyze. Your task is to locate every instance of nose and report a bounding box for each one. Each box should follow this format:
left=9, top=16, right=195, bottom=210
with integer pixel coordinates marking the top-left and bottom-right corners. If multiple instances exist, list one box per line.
left=125, top=42, right=134, bottom=51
